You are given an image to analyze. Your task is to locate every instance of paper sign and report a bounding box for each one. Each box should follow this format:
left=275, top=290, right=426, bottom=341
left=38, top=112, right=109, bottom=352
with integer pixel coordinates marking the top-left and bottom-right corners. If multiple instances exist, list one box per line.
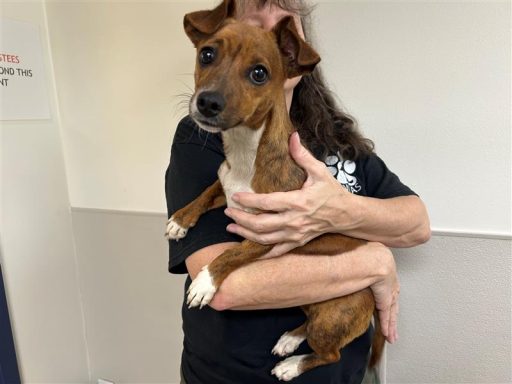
left=0, top=18, right=51, bottom=120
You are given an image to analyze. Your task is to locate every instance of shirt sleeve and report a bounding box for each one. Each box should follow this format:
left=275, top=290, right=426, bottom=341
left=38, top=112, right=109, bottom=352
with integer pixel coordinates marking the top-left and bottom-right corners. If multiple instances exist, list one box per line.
left=362, top=155, right=418, bottom=199
left=165, top=117, right=242, bottom=274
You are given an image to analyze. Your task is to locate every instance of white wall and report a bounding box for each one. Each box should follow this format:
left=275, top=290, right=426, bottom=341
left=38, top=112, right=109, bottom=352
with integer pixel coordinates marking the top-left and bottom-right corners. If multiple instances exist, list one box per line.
left=45, top=0, right=214, bottom=214
left=0, top=1, right=89, bottom=382
left=45, top=0, right=511, bottom=237
left=314, top=1, right=511, bottom=236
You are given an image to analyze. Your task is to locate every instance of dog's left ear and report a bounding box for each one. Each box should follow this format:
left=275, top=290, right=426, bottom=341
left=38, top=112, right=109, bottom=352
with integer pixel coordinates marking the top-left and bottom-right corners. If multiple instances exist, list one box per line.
left=184, top=0, right=236, bottom=46
left=273, top=16, right=321, bottom=78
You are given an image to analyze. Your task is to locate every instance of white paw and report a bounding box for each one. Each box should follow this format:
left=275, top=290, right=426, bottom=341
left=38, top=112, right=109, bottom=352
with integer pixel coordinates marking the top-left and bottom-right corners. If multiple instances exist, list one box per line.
left=272, top=332, right=306, bottom=357
left=271, top=355, right=306, bottom=381
left=165, top=216, right=188, bottom=240
left=187, top=266, right=217, bottom=308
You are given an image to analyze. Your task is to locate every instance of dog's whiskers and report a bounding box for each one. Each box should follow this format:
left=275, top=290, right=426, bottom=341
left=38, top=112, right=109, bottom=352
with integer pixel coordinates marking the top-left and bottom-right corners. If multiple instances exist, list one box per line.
left=172, top=92, right=193, bottom=115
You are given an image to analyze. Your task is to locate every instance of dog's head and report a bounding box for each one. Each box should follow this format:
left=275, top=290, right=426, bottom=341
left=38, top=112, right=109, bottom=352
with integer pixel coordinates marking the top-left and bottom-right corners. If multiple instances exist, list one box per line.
left=184, top=0, right=320, bottom=132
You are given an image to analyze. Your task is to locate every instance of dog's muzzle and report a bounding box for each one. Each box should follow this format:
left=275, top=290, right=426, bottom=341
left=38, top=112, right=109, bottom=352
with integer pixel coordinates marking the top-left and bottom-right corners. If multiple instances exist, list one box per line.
left=191, top=91, right=243, bottom=133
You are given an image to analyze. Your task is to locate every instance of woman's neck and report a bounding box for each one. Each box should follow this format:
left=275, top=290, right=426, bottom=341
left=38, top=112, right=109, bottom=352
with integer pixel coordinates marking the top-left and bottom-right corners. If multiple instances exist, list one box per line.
left=285, top=88, right=293, bottom=113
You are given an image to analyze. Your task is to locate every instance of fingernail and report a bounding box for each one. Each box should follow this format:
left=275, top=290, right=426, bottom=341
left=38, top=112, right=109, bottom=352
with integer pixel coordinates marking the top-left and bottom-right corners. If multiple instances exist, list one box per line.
left=232, top=194, right=240, bottom=202
left=224, top=208, right=231, bottom=216
left=226, top=224, right=235, bottom=233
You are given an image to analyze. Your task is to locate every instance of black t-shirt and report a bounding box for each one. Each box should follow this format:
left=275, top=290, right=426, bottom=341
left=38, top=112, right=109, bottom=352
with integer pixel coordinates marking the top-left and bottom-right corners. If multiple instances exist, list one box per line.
left=165, top=116, right=416, bottom=384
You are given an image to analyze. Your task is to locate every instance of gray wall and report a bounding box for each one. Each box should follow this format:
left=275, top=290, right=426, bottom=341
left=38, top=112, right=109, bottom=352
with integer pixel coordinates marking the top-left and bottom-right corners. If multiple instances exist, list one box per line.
left=389, top=235, right=511, bottom=383
left=70, top=209, right=184, bottom=383
left=70, top=208, right=511, bottom=384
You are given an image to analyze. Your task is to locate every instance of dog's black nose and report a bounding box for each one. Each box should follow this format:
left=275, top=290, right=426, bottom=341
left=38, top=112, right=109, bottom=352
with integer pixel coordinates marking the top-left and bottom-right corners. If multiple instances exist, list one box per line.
left=196, top=91, right=225, bottom=118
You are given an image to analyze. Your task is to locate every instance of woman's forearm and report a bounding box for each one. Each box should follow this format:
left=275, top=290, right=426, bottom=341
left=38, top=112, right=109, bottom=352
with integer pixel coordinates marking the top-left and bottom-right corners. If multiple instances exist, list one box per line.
left=186, top=240, right=399, bottom=342
left=334, top=194, right=431, bottom=248
left=209, top=241, right=391, bottom=311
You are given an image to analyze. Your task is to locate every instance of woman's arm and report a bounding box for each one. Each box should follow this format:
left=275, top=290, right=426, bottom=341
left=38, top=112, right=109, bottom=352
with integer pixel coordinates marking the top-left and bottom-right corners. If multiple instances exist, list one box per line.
left=185, top=240, right=400, bottom=343
left=225, top=133, right=431, bottom=257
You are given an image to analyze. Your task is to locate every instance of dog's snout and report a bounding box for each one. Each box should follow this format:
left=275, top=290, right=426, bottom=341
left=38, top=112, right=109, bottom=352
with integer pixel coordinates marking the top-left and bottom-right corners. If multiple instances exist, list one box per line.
left=196, top=91, right=225, bottom=118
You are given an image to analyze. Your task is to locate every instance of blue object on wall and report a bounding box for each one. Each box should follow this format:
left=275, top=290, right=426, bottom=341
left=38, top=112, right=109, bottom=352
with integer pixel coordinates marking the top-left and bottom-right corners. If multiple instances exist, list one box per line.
left=0, top=264, right=21, bottom=384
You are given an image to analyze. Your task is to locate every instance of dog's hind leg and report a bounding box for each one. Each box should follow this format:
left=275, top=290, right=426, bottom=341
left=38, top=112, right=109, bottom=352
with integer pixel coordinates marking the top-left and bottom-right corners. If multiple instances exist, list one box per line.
left=271, top=305, right=345, bottom=381
left=271, top=291, right=375, bottom=380
left=272, top=323, right=308, bottom=357
left=271, top=351, right=340, bottom=382
left=166, top=179, right=226, bottom=240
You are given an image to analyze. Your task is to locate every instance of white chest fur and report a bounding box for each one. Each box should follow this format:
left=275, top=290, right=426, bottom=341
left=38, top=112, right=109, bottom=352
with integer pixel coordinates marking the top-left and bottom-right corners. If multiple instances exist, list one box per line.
left=219, top=124, right=264, bottom=210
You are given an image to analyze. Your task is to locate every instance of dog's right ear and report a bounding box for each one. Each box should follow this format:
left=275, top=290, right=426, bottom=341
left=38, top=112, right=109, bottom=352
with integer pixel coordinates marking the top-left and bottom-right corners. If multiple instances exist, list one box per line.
left=184, top=0, right=236, bottom=46
left=273, top=16, right=321, bottom=78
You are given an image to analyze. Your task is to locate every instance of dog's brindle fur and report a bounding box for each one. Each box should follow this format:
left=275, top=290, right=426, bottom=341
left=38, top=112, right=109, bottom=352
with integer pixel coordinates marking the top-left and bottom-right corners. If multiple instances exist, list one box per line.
left=167, top=0, right=384, bottom=379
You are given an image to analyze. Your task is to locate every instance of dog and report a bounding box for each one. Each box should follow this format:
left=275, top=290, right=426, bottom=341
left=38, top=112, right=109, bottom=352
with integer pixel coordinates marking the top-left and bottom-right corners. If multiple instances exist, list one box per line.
left=166, top=0, right=385, bottom=380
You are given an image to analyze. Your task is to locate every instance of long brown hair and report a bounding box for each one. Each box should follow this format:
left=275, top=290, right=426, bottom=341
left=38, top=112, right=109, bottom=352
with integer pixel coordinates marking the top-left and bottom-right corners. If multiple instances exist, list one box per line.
left=235, top=0, right=374, bottom=160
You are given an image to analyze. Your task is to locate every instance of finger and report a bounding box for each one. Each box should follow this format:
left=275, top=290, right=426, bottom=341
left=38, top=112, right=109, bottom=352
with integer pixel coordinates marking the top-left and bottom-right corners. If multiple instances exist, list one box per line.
left=225, top=207, right=286, bottom=233
left=392, top=300, right=400, bottom=342
left=232, top=191, right=291, bottom=212
left=388, top=300, right=399, bottom=343
left=226, top=223, right=288, bottom=245
left=378, top=307, right=391, bottom=339
left=260, top=242, right=297, bottom=259
left=289, top=132, right=325, bottom=177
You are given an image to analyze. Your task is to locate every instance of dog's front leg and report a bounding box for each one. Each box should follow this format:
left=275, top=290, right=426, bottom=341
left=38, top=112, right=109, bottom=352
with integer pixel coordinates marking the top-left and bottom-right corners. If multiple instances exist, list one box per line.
left=187, top=240, right=273, bottom=308
left=166, top=179, right=226, bottom=240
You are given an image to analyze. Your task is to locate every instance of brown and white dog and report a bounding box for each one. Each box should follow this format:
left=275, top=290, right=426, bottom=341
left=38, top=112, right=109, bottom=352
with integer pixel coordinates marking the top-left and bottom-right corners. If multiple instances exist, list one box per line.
left=166, top=0, right=384, bottom=380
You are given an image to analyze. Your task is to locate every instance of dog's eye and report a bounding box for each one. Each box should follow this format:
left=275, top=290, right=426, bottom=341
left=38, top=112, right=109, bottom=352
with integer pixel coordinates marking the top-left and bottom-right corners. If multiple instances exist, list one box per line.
left=250, top=65, right=269, bottom=85
left=199, top=47, right=216, bottom=66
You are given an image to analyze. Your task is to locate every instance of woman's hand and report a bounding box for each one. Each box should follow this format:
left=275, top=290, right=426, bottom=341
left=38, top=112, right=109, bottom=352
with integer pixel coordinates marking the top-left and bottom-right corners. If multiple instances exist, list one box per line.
left=370, top=244, right=400, bottom=344
left=225, top=132, right=356, bottom=258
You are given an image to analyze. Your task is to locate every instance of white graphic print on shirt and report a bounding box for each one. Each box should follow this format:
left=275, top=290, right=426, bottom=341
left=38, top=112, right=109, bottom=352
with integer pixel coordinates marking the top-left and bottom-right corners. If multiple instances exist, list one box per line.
left=325, top=152, right=362, bottom=194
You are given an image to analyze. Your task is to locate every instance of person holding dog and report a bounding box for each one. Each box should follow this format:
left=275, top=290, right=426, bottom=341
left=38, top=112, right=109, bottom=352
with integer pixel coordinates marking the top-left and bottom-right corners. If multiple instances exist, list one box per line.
left=166, top=0, right=431, bottom=383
